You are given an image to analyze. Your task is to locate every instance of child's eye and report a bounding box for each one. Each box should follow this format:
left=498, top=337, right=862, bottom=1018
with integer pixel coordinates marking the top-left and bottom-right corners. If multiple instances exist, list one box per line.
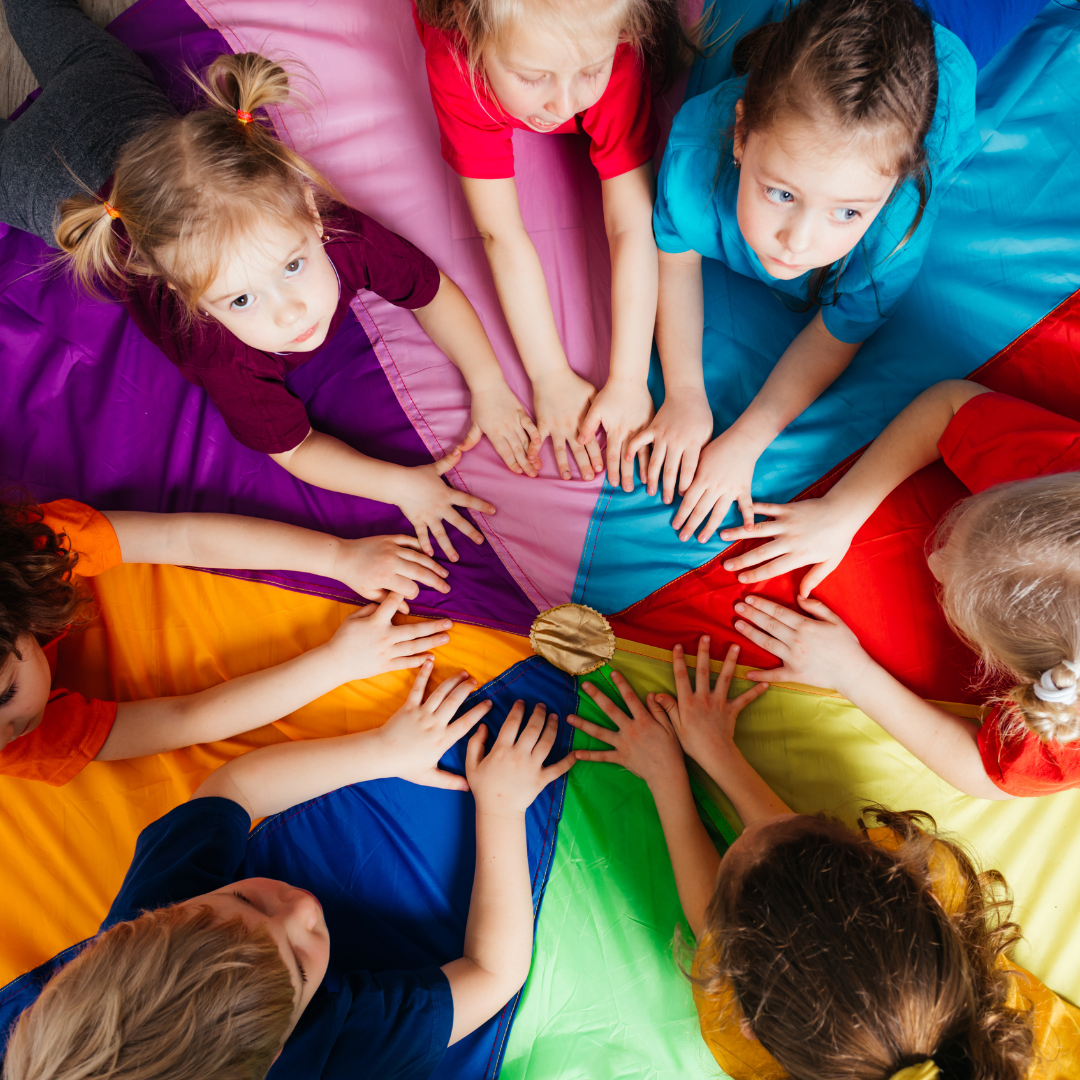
left=764, top=187, right=795, bottom=205
left=515, top=73, right=543, bottom=86
left=284, top=258, right=304, bottom=276
left=230, top=293, right=254, bottom=311
left=0, top=683, right=17, bottom=709
left=232, top=890, right=255, bottom=906
left=297, top=961, right=308, bottom=984
left=830, top=207, right=860, bottom=222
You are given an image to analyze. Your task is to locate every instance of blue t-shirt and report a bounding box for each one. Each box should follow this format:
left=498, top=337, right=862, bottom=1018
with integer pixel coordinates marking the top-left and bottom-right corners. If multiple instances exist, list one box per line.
left=653, top=12, right=978, bottom=344
left=4, top=798, right=453, bottom=1080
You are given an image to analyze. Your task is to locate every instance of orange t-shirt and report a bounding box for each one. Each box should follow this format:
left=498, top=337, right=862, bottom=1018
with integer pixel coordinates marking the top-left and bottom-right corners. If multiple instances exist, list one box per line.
left=0, top=501, right=122, bottom=785
left=692, top=827, right=1080, bottom=1080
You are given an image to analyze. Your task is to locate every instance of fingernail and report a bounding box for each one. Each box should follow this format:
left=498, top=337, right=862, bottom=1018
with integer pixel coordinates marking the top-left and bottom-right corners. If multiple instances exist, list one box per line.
left=723, top=561, right=733, bottom=570
left=734, top=603, right=745, bottom=612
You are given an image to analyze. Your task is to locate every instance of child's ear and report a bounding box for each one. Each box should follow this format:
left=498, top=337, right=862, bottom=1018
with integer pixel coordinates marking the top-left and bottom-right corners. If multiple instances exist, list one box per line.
left=738, top=1015, right=758, bottom=1043
left=303, top=186, right=324, bottom=238
left=733, top=99, right=746, bottom=165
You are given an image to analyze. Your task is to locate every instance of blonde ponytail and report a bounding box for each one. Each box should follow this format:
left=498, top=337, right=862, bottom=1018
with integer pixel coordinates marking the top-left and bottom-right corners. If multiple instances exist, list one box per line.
left=53, top=52, right=340, bottom=312
left=931, top=471, right=1080, bottom=745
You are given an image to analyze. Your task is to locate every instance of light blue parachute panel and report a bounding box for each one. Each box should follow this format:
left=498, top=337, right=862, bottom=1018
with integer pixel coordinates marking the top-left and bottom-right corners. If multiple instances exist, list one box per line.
left=575, top=0, right=1080, bottom=615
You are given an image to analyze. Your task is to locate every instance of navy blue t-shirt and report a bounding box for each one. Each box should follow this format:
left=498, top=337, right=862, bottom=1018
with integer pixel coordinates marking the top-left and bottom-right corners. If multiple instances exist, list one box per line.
left=51, top=798, right=453, bottom=1080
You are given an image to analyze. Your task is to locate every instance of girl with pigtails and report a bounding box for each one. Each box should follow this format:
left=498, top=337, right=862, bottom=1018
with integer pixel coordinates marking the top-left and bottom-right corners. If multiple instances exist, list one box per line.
left=0, top=0, right=541, bottom=564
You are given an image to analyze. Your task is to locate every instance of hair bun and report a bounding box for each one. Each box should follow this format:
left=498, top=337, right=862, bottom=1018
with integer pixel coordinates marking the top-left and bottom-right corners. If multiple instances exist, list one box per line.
left=1033, top=659, right=1080, bottom=705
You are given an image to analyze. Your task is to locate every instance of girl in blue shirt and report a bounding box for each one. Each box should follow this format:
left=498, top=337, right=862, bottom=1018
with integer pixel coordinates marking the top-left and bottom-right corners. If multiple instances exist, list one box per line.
left=628, top=0, right=1035, bottom=541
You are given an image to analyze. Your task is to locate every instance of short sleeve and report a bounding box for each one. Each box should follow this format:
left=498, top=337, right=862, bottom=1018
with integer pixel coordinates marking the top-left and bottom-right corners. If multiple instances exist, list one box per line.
left=272, top=967, right=452, bottom=1080
left=327, top=207, right=441, bottom=310
left=580, top=45, right=658, bottom=181
left=102, top=797, right=252, bottom=929
left=39, top=500, right=122, bottom=578
left=977, top=706, right=1080, bottom=797
left=0, top=690, right=117, bottom=786
left=653, top=87, right=730, bottom=257
left=415, top=12, right=515, bottom=179
left=938, top=392, right=1080, bottom=494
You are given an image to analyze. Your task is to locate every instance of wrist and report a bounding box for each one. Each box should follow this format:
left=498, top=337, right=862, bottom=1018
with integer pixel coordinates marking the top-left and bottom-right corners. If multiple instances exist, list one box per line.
left=474, top=801, right=528, bottom=823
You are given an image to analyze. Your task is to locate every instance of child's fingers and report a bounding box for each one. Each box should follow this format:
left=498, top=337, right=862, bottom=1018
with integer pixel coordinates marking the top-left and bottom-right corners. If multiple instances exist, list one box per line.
left=696, top=500, right=732, bottom=545
left=533, top=712, right=561, bottom=758
left=661, top=447, right=684, bottom=506
left=417, top=766, right=470, bottom=793
left=552, top=436, right=573, bottom=482
left=720, top=533, right=786, bottom=571
left=650, top=692, right=680, bottom=727
left=674, top=487, right=716, bottom=539
left=424, top=669, right=473, bottom=710
left=567, top=439, right=596, bottom=483
left=694, top=635, right=713, bottom=696
left=728, top=681, right=769, bottom=712
left=582, top=435, right=604, bottom=477
left=625, top=425, right=655, bottom=462
left=634, top=444, right=650, bottom=493
left=457, top=421, right=483, bottom=454
left=494, top=700, right=527, bottom=745
left=573, top=748, right=621, bottom=764
left=413, top=521, right=434, bottom=558
left=394, top=616, right=453, bottom=642
left=799, top=560, right=836, bottom=598
left=432, top=446, right=463, bottom=475
left=737, top=494, right=755, bottom=533
left=372, top=591, right=406, bottom=623
left=507, top=435, right=539, bottom=478
left=566, top=713, right=618, bottom=747
left=430, top=676, right=479, bottom=722
left=742, top=595, right=808, bottom=632
left=393, top=631, right=451, bottom=657
left=580, top=681, right=634, bottom=728
left=671, top=642, right=693, bottom=700
left=607, top=670, right=652, bottom=720
left=405, top=658, right=435, bottom=704
left=677, top=445, right=702, bottom=498
left=445, top=699, right=494, bottom=744
left=428, top=521, right=461, bottom=564
left=539, top=750, right=577, bottom=784
left=796, top=594, right=840, bottom=621
left=517, top=702, right=549, bottom=750
left=710, top=641, right=737, bottom=701
left=465, top=724, right=489, bottom=774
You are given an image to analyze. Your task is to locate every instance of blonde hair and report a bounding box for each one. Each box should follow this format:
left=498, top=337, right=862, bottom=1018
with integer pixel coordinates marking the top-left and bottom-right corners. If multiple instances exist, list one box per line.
left=416, top=0, right=697, bottom=94
left=930, top=472, right=1080, bottom=744
left=54, top=53, right=341, bottom=315
left=3, top=905, right=295, bottom=1080
left=695, top=809, right=1033, bottom=1080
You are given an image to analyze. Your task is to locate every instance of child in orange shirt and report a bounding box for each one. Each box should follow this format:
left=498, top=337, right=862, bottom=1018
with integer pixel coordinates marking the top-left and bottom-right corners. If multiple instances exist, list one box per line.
left=0, top=496, right=454, bottom=785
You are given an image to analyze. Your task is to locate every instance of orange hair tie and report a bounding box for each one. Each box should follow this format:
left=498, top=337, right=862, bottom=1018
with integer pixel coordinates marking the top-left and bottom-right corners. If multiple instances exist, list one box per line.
left=103, top=201, right=121, bottom=220
left=236, top=109, right=254, bottom=124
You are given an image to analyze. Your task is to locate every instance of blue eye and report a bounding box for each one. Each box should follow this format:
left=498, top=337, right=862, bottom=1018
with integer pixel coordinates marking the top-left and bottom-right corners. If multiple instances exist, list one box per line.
left=831, top=208, right=860, bottom=222
left=230, top=293, right=253, bottom=310
left=764, top=187, right=794, bottom=204
left=285, top=258, right=303, bottom=276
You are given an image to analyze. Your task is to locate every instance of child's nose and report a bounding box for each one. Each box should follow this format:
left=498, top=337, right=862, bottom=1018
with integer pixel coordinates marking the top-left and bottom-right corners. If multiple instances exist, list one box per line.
left=779, top=211, right=814, bottom=256
left=275, top=296, right=306, bottom=327
left=545, top=84, right=574, bottom=122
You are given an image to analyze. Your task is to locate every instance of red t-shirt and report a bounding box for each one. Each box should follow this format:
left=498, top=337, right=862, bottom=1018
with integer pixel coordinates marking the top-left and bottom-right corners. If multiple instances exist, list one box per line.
left=121, top=204, right=441, bottom=455
left=938, top=391, right=1080, bottom=797
left=413, top=8, right=658, bottom=181
left=0, top=501, right=121, bottom=786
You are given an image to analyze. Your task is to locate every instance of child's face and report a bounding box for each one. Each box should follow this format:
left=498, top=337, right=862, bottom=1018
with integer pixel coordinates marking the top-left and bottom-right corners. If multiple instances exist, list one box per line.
left=180, top=876, right=330, bottom=1041
left=735, top=108, right=898, bottom=282
left=196, top=214, right=340, bottom=354
left=481, top=17, right=620, bottom=133
left=0, top=634, right=54, bottom=751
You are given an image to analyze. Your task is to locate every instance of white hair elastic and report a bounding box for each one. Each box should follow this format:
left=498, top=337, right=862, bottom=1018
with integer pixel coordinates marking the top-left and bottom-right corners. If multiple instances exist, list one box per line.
left=1033, top=660, right=1080, bottom=705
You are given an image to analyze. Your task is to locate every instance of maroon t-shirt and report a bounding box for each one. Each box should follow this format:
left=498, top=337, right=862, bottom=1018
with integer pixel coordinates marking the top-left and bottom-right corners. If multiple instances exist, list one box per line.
left=121, top=203, right=441, bottom=454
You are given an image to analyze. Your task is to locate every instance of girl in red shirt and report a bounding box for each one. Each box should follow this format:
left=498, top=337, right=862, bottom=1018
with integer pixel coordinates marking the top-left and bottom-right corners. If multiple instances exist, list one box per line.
left=716, top=381, right=1080, bottom=798
left=414, top=0, right=696, bottom=487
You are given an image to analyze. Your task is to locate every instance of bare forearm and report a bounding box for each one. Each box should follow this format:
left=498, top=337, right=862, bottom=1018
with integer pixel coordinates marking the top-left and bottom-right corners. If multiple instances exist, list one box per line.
left=655, top=250, right=706, bottom=398
left=271, top=430, right=411, bottom=504
left=691, top=741, right=793, bottom=829
left=729, top=311, right=860, bottom=452
left=191, top=725, right=396, bottom=818
left=104, top=510, right=345, bottom=577
left=98, top=644, right=345, bottom=760
left=836, top=660, right=1011, bottom=800
left=648, top=770, right=722, bottom=939
left=444, top=808, right=533, bottom=1044
left=414, top=272, right=508, bottom=392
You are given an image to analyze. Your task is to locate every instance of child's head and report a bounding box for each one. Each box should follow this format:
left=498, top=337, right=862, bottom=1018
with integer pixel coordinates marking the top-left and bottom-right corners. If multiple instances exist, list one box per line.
left=418, top=0, right=695, bottom=130
left=0, top=499, right=87, bottom=750
left=56, top=54, right=342, bottom=355
left=696, top=809, right=1033, bottom=1080
left=3, top=877, right=329, bottom=1080
left=730, top=0, right=937, bottom=283
left=928, top=472, right=1080, bottom=744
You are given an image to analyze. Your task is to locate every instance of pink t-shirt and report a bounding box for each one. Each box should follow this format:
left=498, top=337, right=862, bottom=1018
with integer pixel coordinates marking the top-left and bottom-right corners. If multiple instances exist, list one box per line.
left=414, top=7, right=659, bottom=180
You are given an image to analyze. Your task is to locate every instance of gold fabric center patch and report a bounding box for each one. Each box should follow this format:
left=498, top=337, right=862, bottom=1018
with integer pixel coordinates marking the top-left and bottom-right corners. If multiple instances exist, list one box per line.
left=529, top=604, right=616, bottom=675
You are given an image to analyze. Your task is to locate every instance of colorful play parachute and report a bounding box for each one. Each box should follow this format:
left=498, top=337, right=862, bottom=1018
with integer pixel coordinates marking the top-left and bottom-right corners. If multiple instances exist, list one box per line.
left=1, top=1, right=1080, bottom=1076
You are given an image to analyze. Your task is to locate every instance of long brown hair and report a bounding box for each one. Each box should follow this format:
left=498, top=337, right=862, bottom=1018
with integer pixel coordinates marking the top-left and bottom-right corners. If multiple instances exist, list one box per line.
left=930, top=471, right=1080, bottom=744
left=695, top=809, right=1034, bottom=1080
left=731, top=0, right=939, bottom=309
left=3, top=905, right=296, bottom=1080
left=0, top=495, right=88, bottom=667
left=54, top=53, right=341, bottom=317
left=416, top=0, right=698, bottom=95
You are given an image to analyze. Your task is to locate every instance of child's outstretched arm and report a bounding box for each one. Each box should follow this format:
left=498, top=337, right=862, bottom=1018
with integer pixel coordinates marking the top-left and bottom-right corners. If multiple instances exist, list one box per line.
left=576, top=164, right=659, bottom=491
left=674, top=310, right=861, bottom=542
left=717, top=379, right=992, bottom=593
left=96, top=594, right=453, bottom=761
left=104, top=510, right=450, bottom=602
left=190, top=659, right=490, bottom=813
left=413, top=271, right=542, bottom=478
left=733, top=593, right=1013, bottom=800
left=626, top=249, right=715, bottom=505
left=443, top=701, right=575, bottom=1043
left=270, top=433, right=495, bottom=563
left=459, top=176, right=604, bottom=482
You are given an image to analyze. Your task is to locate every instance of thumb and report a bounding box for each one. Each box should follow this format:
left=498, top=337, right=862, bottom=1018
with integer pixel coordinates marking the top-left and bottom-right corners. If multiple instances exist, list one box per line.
left=457, top=421, right=482, bottom=453
left=799, top=560, right=835, bottom=598
left=417, top=766, right=470, bottom=793
left=465, top=724, right=488, bottom=775
left=375, top=591, right=405, bottom=622
left=434, top=446, right=463, bottom=477
left=576, top=402, right=601, bottom=447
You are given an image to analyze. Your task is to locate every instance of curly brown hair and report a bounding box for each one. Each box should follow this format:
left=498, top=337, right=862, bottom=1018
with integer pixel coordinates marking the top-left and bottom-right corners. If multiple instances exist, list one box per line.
left=695, top=808, right=1034, bottom=1080
left=0, top=496, right=90, bottom=667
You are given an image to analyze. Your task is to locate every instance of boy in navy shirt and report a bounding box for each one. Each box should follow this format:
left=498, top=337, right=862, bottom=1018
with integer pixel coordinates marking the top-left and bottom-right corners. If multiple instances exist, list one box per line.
left=3, top=661, right=574, bottom=1080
